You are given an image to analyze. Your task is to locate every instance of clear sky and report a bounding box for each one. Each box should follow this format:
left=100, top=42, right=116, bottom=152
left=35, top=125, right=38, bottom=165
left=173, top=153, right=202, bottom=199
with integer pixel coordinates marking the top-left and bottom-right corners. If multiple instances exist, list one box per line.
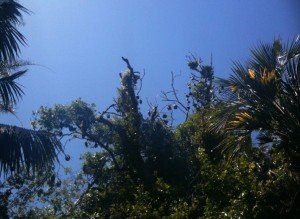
left=3, top=0, right=299, bottom=169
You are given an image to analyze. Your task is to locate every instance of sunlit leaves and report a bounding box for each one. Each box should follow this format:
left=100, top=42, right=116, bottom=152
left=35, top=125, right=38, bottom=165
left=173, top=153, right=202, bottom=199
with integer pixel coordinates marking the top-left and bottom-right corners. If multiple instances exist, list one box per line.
left=248, top=69, right=256, bottom=79
left=228, top=111, right=252, bottom=128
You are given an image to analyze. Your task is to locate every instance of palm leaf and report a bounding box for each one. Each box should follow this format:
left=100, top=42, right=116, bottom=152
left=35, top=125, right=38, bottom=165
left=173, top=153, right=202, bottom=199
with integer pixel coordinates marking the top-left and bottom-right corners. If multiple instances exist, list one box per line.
left=0, top=69, right=25, bottom=108
left=0, top=124, right=62, bottom=176
left=0, top=0, right=30, bottom=62
left=285, top=35, right=300, bottom=60
left=216, top=37, right=300, bottom=158
left=249, top=41, right=277, bottom=71
left=209, top=103, right=240, bottom=133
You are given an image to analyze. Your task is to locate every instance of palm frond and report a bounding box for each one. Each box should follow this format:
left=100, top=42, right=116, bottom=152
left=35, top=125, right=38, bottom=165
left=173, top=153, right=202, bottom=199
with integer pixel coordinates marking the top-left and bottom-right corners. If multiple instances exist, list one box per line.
left=0, top=124, right=62, bottom=176
left=209, top=103, right=240, bottom=133
left=249, top=41, right=277, bottom=71
left=221, top=131, right=252, bottom=161
left=0, top=0, right=30, bottom=62
left=216, top=37, right=300, bottom=158
left=285, top=35, right=300, bottom=60
left=0, top=69, right=25, bottom=108
left=0, top=60, right=31, bottom=74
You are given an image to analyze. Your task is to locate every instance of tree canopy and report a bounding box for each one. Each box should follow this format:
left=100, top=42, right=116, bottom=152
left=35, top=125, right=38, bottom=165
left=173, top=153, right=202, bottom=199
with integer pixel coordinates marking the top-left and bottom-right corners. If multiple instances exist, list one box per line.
left=1, top=1, right=300, bottom=218
left=1, top=36, right=298, bottom=218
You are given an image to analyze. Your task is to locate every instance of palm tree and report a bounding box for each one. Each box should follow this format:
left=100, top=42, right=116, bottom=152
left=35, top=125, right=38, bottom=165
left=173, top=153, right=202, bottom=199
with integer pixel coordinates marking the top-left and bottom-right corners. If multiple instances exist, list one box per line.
left=0, top=0, right=28, bottom=62
left=0, top=0, right=62, bottom=176
left=216, top=37, right=300, bottom=161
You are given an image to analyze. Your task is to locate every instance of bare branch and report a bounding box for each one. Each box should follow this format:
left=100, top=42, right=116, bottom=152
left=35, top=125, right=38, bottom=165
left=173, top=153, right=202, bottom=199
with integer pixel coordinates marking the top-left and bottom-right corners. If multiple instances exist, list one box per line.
left=160, top=72, right=190, bottom=121
left=122, top=57, right=133, bottom=73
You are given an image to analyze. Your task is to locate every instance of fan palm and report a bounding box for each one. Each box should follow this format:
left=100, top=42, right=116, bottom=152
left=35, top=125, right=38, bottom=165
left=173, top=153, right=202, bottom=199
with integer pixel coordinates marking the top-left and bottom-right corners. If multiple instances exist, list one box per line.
left=216, top=37, right=300, bottom=161
left=0, top=0, right=62, bottom=176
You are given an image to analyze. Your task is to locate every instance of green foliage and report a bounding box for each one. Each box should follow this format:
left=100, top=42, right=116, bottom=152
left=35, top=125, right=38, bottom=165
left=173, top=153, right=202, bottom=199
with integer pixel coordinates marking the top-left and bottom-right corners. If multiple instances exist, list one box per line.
left=0, top=167, right=89, bottom=218
left=5, top=38, right=300, bottom=218
left=26, top=58, right=190, bottom=218
left=217, top=37, right=300, bottom=164
left=198, top=148, right=257, bottom=218
left=196, top=146, right=300, bottom=219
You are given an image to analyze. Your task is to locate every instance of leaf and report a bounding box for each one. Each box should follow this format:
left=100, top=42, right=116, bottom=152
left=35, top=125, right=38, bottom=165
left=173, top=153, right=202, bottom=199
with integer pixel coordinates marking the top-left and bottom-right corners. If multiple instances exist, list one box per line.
left=0, top=69, right=26, bottom=108
left=0, top=124, right=62, bottom=176
left=0, top=0, right=30, bottom=62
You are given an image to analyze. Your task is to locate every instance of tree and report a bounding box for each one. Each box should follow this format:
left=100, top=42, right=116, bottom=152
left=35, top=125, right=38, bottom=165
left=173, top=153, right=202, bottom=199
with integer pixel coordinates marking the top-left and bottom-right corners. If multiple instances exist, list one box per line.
left=6, top=38, right=300, bottom=218
left=175, top=40, right=300, bottom=218
left=216, top=37, right=300, bottom=160
left=0, top=0, right=28, bottom=62
left=214, top=37, right=300, bottom=217
left=29, top=57, right=189, bottom=218
left=0, top=0, right=62, bottom=176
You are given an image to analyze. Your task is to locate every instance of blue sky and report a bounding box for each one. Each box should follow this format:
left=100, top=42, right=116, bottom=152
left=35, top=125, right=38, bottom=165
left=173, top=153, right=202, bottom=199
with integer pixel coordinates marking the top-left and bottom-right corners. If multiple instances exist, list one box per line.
left=3, top=0, right=299, bottom=169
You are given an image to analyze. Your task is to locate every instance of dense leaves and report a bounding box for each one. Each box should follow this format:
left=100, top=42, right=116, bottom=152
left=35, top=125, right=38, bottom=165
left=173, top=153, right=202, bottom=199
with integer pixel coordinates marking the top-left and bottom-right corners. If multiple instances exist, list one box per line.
left=1, top=12, right=299, bottom=217
left=217, top=37, right=300, bottom=162
left=8, top=38, right=300, bottom=218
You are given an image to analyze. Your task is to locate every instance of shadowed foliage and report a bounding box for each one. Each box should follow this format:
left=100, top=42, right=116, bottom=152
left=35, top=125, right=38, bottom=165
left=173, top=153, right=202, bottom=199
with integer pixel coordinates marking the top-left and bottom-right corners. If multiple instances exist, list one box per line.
left=0, top=0, right=62, bottom=176
left=0, top=124, right=61, bottom=175
left=0, top=0, right=29, bottom=62
left=0, top=64, right=25, bottom=109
